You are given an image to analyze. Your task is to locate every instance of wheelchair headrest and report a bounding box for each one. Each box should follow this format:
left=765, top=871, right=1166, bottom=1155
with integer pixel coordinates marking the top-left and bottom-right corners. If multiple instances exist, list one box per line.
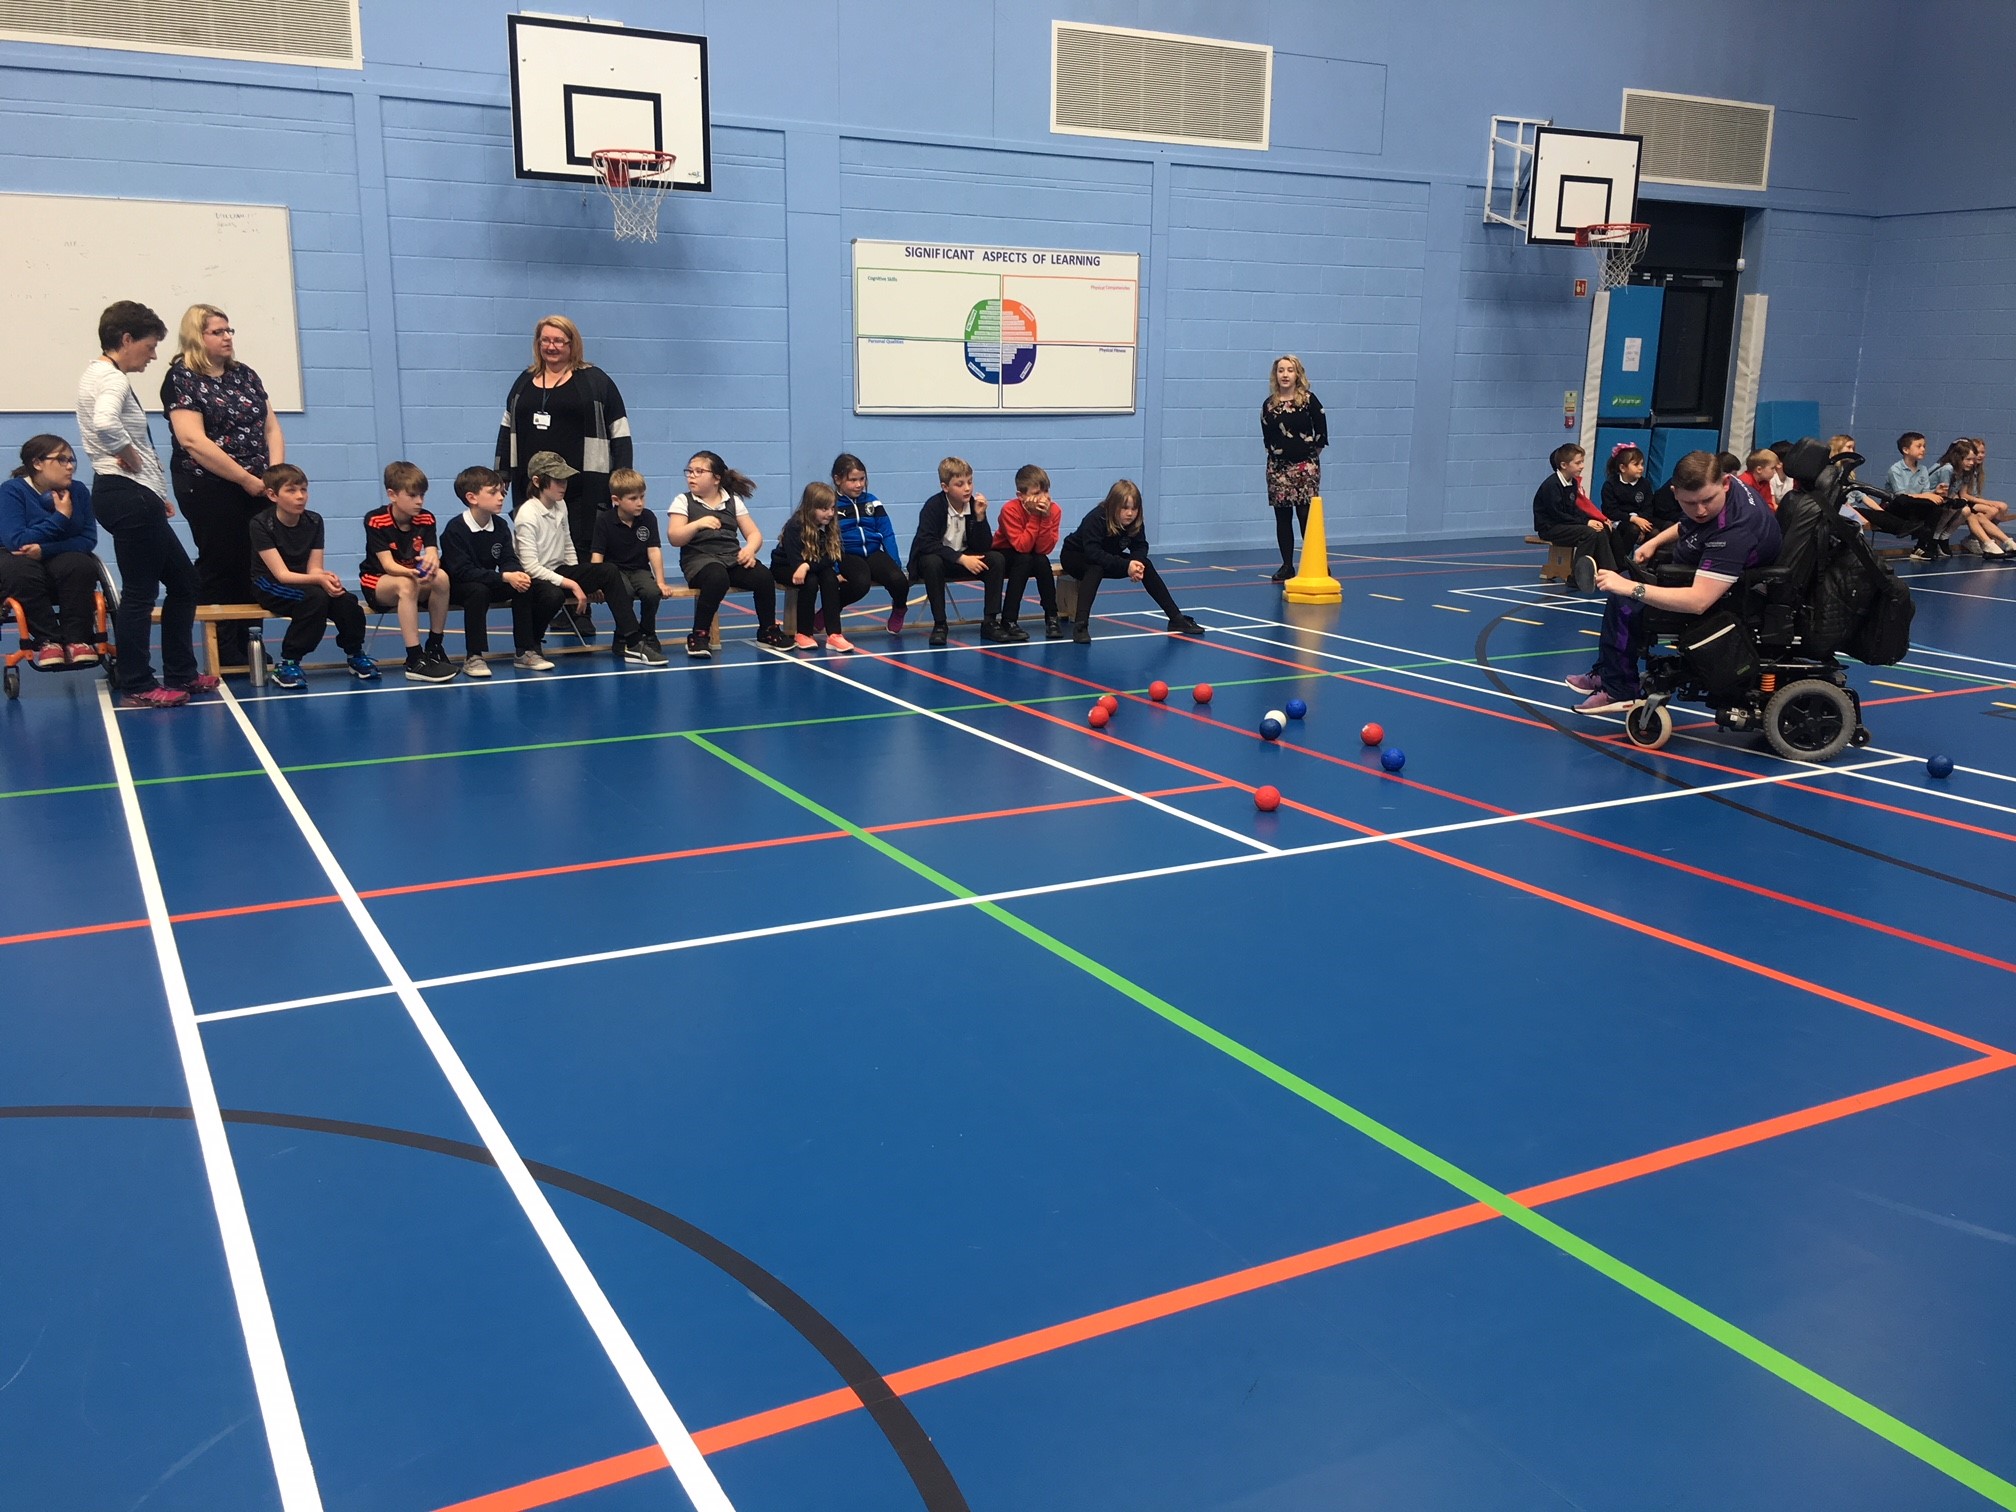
left=1778, top=438, right=1832, bottom=489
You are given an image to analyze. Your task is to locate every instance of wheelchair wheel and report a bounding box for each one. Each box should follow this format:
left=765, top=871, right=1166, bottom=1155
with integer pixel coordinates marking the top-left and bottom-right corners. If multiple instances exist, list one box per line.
left=1623, top=701, right=1673, bottom=749
left=1763, top=679, right=1857, bottom=762
left=3, top=665, right=18, bottom=700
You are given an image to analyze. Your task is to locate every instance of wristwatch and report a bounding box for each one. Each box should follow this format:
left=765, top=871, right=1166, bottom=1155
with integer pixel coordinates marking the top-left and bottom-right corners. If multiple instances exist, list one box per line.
left=1631, top=583, right=1647, bottom=603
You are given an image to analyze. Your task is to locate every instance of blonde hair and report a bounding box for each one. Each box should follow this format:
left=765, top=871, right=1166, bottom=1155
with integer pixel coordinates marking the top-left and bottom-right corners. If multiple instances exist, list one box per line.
left=1746, top=448, right=1779, bottom=472
left=1827, top=434, right=1856, bottom=456
left=791, top=483, right=842, bottom=563
left=527, top=314, right=587, bottom=374
left=178, top=304, right=233, bottom=378
left=609, top=468, right=646, bottom=498
left=1265, top=354, right=1311, bottom=410
left=938, top=456, right=973, bottom=486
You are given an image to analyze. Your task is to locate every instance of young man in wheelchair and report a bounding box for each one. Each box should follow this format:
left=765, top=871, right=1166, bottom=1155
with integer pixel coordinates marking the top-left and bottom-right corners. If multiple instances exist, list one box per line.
left=1567, top=450, right=1780, bottom=715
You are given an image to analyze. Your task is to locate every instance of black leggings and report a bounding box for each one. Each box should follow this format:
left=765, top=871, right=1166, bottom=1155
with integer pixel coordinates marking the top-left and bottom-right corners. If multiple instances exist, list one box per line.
left=1272, top=501, right=1310, bottom=567
left=0, top=551, right=99, bottom=646
left=255, top=581, right=367, bottom=663
left=1000, top=551, right=1056, bottom=620
left=1060, top=547, right=1185, bottom=625
left=175, top=468, right=263, bottom=658
left=777, top=563, right=847, bottom=634
left=686, top=560, right=776, bottom=633
left=839, top=550, right=908, bottom=609
left=94, top=475, right=199, bottom=692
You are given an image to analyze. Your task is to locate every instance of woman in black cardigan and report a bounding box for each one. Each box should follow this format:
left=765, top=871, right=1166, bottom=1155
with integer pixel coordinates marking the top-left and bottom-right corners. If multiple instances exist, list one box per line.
left=495, top=314, right=633, bottom=560
left=1261, top=354, right=1328, bottom=581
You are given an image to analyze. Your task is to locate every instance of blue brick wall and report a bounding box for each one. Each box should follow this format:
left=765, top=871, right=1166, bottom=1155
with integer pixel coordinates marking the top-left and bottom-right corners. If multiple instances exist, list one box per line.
left=1857, top=209, right=2016, bottom=471
left=1164, top=166, right=1427, bottom=547
left=1749, top=210, right=1873, bottom=438
left=1442, top=192, right=1591, bottom=534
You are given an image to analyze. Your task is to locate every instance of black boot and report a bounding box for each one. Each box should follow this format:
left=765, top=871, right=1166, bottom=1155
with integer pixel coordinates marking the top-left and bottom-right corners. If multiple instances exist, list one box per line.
left=1044, top=614, right=1062, bottom=640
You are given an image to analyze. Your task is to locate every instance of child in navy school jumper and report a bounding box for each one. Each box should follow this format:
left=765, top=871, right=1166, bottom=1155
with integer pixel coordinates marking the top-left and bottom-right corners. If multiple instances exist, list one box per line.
left=770, top=482, right=854, bottom=652
left=249, top=464, right=377, bottom=688
left=590, top=468, right=671, bottom=664
left=908, top=455, right=1008, bottom=646
left=361, top=461, right=457, bottom=682
left=440, top=464, right=548, bottom=675
left=831, top=452, right=910, bottom=632
left=0, top=434, right=102, bottom=668
left=1600, top=443, right=1653, bottom=558
left=1532, top=442, right=1632, bottom=588
left=993, top=462, right=1064, bottom=640
left=1059, top=480, right=1204, bottom=644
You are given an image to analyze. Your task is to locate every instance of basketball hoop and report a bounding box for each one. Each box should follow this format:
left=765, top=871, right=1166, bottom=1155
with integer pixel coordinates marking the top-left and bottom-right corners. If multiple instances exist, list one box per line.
left=1574, top=222, right=1649, bottom=290
left=591, top=148, right=677, bottom=243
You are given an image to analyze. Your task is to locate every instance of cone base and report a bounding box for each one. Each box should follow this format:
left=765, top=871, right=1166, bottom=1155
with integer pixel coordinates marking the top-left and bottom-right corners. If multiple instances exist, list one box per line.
left=1283, top=576, right=1342, bottom=604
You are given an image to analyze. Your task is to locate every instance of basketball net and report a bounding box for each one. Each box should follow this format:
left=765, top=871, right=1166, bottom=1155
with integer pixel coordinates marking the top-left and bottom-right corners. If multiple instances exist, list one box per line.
left=591, top=149, right=677, bottom=243
left=1574, top=222, right=1649, bottom=291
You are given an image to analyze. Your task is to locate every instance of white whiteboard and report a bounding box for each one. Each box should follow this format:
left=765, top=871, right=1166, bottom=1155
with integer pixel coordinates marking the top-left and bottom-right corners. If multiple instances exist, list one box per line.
left=1, top=193, right=303, bottom=413
left=852, top=239, right=1139, bottom=414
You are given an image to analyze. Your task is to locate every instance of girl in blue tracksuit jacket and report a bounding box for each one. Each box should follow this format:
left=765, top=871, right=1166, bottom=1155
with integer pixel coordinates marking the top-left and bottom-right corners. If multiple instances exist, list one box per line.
left=831, top=452, right=911, bottom=633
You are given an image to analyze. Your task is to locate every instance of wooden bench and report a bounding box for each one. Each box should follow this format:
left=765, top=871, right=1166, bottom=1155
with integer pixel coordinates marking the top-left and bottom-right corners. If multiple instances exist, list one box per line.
left=1524, top=534, right=1575, bottom=583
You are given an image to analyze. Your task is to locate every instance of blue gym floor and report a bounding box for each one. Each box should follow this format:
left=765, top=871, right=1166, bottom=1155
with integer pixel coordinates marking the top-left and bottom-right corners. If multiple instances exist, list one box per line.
left=4, top=538, right=2015, bottom=1512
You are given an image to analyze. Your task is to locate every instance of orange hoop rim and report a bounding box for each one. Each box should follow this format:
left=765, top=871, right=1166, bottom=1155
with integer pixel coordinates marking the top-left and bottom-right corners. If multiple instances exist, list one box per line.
left=591, top=147, right=678, bottom=172
left=1573, top=221, right=1649, bottom=247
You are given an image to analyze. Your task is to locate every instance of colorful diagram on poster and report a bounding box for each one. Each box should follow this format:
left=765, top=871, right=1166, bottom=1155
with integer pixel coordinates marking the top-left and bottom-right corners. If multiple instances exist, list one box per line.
left=852, top=239, right=1140, bottom=414
left=965, top=298, right=1039, bottom=385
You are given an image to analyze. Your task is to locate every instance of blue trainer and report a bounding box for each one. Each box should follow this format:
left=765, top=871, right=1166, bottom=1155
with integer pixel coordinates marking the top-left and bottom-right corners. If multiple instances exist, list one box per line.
left=347, top=653, right=380, bottom=680
left=270, top=658, right=306, bottom=690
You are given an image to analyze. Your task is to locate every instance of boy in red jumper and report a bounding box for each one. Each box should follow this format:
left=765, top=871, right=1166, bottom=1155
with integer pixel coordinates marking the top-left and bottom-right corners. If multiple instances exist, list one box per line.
left=993, top=462, right=1063, bottom=640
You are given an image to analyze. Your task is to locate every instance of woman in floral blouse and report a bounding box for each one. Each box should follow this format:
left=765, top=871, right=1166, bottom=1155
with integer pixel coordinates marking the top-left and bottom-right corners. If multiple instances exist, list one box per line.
left=1260, top=354, right=1329, bottom=581
left=161, top=304, right=284, bottom=660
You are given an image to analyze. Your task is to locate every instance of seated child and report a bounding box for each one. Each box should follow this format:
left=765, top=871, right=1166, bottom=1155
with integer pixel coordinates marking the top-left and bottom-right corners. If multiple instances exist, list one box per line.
left=0, top=434, right=102, bottom=669
left=513, top=450, right=633, bottom=659
left=993, top=462, right=1063, bottom=641
left=831, top=452, right=910, bottom=632
left=1887, top=432, right=1959, bottom=559
left=440, top=465, right=548, bottom=676
left=1739, top=448, right=1781, bottom=510
left=362, top=461, right=457, bottom=682
left=248, top=464, right=378, bottom=689
left=909, top=455, right=1008, bottom=646
left=590, top=468, right=671, bottom=664
left=770, top=482, right=854, bottom=652
left=1938, top=439, right=2013, bottom=559
left=1599, top=444, right=1652, bottom=557
left=665, top=450, right=788, bottom=659
left=1532, top=442, right=1626, bottom=575
left=1060, top=480, right=1204, bottom=644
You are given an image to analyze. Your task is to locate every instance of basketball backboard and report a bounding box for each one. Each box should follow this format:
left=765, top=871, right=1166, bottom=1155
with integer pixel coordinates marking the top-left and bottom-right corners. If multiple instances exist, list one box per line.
left=1524, top=127, right=1641, bottom=244
left=508, top=14, right=712, bottom=191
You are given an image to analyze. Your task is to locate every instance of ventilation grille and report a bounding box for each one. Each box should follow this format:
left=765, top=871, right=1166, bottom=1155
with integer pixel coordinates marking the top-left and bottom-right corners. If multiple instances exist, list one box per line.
left=1622, top=89, right=1772, bottom=191
left=0, top=0, right=360, bottom=68
left=1052, top=21, right=1270, bottom=151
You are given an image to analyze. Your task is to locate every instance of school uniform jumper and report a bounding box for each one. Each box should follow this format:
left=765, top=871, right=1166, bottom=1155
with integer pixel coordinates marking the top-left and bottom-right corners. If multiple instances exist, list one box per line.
left=991, top=495, right=1061, bottom=625
left=908, top=491, right=1004, bottom=627
left=770, top=518, right=848, bottom=635
left=1060, top=507, right=1187, bottom=628
left=441, top=509, right=543, bottom=655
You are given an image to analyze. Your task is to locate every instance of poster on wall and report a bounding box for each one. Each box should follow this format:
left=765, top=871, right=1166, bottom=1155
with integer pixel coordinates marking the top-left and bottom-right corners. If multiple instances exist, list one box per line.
left=852, top=239, right=1140, bottom=414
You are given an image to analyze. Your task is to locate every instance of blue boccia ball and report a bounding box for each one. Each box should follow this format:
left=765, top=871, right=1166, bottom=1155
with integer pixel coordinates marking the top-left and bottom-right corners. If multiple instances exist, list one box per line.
left=1380, top=747, right=1407, bottom=773
left=1285, top=698, right=1308, bottom=720
left=1928, top=754, right=1955, bottom=779
left=1260, top=717, right=1284, bottom=742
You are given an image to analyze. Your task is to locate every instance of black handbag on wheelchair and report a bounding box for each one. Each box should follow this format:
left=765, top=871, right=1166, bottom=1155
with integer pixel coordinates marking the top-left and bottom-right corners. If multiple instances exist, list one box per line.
left=1677, top=608, right=1759, bottom=695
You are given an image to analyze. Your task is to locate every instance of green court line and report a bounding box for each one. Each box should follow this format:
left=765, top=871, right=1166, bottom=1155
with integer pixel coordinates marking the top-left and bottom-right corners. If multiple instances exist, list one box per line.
left=0, top=645, right=1586, bottom=804
left=688, top=731, right=2016, bottom=1509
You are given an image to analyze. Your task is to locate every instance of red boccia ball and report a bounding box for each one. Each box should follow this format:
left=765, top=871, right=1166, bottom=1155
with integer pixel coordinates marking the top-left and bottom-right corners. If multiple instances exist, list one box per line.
left=1148, top=680, right=1169, bottom=702
left=1360, top=721, right=1385, bottom=746
left=1193, top=683, right=1214, bottom=704
left=1088, top=705, right=1110, bottom=728
left=1254, top=785, right=1281, bottom=812
left=1098, top=694, right=1119, bottom=714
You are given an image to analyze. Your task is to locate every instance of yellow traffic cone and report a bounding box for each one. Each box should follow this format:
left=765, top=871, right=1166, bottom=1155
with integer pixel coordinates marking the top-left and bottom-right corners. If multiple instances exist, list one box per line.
left=1284, top=495, right=1342, bottom=604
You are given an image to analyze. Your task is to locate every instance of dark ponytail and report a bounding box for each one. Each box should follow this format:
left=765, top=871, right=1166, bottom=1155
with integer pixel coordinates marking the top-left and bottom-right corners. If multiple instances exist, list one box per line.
left=690, top=450, right=758, bottom=501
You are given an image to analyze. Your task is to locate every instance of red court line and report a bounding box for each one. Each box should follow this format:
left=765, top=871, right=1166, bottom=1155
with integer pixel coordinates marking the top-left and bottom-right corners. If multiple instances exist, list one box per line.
left=0, top=784, right=1226, bottom=951
left=434, top=1049, right=2014, bottom=1512
left=970, top=644, right=2016, bottom=981
left=874, top=650, right=2007, bottom=1058
left=1862, top=681, right=2016, bottom=707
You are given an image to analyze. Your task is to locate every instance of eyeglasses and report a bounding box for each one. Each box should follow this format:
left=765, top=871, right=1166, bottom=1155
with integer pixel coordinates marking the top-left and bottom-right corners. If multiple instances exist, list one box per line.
left=42, top=454, right=77, bottom=465
left=208, top=326, right=236, bottom=336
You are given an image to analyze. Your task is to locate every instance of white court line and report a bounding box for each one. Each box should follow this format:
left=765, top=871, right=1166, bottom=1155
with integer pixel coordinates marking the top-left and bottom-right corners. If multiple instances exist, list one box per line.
left=1908, top=643, right=2016, bottom=674
left=767, top=644, right=1279, bottom=855
left=1447, top=584, right=1607, bottom=616
left=95, top=684, right=325, bottom=1511
left=213, top=687, right=736, bottom=1512
left=1907, top=584, right=2016, bottom=604
left=132, top=631, right=1169, bottom=709
left=1838, top=774, right=2016, bottom=822
left=195, top=752, right=1907, bottom=1026
left=1864, top=745, right=2016, bottom=787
